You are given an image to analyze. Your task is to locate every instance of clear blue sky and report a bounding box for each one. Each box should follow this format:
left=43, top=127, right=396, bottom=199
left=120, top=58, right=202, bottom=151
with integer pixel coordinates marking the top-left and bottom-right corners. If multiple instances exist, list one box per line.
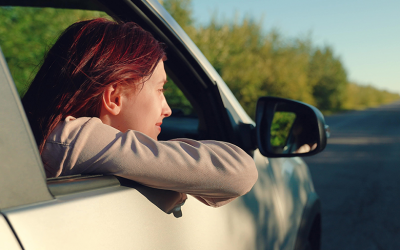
left=190, top=0, right=400, bottom=93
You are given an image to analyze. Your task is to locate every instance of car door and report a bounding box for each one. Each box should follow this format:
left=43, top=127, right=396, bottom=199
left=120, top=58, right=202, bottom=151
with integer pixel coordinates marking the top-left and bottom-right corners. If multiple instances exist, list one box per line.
left=0, top=1, right=320, bottom=249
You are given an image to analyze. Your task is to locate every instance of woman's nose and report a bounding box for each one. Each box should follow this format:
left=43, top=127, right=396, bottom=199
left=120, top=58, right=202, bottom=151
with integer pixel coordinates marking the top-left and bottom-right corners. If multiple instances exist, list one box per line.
left=163, top=101, right=172, bottom=117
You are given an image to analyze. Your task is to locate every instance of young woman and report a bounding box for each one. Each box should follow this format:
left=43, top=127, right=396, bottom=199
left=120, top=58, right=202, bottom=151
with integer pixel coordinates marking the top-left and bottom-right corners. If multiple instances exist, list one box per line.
left=22, top=18, right=258, bottom=208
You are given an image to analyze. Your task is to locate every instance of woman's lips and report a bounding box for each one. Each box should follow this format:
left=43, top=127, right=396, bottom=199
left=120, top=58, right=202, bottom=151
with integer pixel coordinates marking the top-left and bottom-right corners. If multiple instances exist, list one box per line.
left=156, top=122, right=162, bottom=132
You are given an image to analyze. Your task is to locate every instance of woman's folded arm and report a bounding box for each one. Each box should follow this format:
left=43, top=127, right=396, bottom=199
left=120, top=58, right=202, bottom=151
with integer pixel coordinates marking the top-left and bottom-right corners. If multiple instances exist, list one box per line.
left=42, top=116, right=258, bottom=207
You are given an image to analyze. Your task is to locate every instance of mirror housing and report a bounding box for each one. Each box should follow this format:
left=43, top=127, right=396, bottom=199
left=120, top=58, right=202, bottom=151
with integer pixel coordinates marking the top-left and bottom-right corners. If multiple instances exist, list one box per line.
left=255, top=97, right=328, bottom=157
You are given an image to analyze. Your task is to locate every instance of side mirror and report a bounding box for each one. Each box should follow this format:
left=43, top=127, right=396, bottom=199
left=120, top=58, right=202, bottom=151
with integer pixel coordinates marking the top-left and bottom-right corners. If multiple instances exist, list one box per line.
left=255, top=97, right=328, bottom=157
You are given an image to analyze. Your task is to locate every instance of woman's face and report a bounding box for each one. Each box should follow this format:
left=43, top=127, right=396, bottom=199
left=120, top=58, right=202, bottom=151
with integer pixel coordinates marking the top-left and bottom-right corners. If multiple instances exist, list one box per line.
left=117, top=60, right=172, bottom=140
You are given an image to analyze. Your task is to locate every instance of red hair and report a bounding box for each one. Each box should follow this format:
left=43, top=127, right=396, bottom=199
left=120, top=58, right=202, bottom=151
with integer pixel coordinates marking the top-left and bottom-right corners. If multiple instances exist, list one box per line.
left=22, top=18, right=165, bottom=153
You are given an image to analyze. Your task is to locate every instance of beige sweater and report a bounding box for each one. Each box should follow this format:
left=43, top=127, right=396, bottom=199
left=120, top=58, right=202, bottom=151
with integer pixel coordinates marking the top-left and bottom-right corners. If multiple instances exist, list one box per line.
left=42, top=116, right=258, bottom=207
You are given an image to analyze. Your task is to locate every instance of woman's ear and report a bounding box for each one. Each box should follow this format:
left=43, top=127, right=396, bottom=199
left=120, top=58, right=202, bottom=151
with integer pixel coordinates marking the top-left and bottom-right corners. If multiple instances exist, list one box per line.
left=102, top=84, right=122, bottom=116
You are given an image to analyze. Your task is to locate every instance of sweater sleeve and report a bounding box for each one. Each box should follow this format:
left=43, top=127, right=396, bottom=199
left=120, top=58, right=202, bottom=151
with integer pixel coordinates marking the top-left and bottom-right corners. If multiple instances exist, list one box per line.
left=42, top=117, right=258, bottom=207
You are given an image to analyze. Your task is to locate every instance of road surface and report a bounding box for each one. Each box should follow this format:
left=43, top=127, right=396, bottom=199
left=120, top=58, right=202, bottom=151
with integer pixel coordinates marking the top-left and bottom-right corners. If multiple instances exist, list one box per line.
left=304, top=101, right=400, bottom=250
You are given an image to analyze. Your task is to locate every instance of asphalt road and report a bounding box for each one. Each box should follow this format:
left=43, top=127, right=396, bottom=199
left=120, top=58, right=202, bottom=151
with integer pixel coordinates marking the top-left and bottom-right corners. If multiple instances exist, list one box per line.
left=304, top=101, right=400, bottom=250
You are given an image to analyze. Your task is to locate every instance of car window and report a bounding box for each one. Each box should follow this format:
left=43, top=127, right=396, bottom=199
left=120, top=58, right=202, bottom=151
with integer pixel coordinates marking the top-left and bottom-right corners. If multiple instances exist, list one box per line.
left=0, top=5, right=199, bottom=195
left=164, top=76, right=194, bottom=116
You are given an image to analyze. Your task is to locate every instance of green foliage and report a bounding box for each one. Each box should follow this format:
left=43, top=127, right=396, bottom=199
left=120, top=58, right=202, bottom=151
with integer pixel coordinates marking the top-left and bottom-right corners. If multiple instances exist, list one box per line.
left=192, top=18, right=270, bottom=116
left=159, top=0, right=195, bottom=37
left=191, top=20, right=315, bottom=117
left=308, top=47, right=348, bottom=111
left=164, top=77, right=194, bottom=115
left=161, top=0, right=192, bottom=28
left=270, top=112, right=296, bottom=147
left=343, top=83, right=400, bottom=110
left=0, top=7, right=108, bottom=96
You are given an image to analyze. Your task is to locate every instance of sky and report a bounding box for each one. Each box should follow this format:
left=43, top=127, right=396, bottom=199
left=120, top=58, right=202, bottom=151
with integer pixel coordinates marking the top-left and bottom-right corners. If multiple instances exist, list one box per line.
left=190, top=0, right=400, bottom=93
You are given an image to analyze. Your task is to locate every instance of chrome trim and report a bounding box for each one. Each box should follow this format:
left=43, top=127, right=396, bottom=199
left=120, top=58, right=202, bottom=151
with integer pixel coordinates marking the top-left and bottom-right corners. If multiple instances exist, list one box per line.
left=325, top=125, right=331, bottom=138
left=47, top=175, right=121, bottom=197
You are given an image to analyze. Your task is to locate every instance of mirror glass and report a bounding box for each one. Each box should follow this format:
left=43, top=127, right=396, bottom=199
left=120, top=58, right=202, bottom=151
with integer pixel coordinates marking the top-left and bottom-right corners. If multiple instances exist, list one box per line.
left=269, top=103, right=319, bottom=155
left=270, top=111, right=296, bottom=149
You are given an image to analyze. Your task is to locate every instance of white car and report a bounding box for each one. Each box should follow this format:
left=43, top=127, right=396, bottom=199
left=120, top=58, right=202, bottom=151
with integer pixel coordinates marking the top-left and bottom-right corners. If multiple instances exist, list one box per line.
left=0, top=0, right=328, bottom=249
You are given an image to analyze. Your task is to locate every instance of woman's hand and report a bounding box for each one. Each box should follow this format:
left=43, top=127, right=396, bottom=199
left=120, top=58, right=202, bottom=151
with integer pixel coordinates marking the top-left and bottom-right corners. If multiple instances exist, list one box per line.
left=134, top=183, right=187, bottom=217
left=167, top=193, right=187, bottom=218
left=294, top=143, right=317, bottom=154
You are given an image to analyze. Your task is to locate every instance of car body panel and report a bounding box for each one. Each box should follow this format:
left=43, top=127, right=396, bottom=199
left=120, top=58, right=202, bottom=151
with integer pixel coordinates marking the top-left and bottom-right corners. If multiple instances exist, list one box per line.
left=5, top=187, right=257, bottom=250
left=0, top=214, right=22, bottom=250
left=0, top=47, right=52, bottom=210
left=3, top=150, right=301, bottom=250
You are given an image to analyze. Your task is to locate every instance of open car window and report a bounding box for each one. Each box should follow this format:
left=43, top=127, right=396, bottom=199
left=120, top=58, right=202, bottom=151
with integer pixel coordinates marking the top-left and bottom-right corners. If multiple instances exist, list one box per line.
left=159, top=75, right=199, bottom=140
left=0, top=6, right=201, bottom=197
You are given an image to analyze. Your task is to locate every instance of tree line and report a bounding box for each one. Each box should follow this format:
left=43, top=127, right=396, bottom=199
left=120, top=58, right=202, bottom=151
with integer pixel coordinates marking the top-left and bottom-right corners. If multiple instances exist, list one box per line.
left=162, top=0, right=400, bottom=117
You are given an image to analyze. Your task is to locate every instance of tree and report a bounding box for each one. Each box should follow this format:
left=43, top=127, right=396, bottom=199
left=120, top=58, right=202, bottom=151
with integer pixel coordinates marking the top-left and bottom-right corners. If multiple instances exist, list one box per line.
left=160, top=0, right=195, bottom=37
left=343, top=82, right=400, bottom=110
left=308, top=46, right=348, bottom=111
left=0, top=7, right=107, bottom=96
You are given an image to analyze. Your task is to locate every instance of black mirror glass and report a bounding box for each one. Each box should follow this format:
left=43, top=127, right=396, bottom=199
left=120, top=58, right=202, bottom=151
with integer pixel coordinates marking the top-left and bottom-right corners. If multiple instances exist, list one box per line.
left=270, top=107, right=318, bottom=154
left=256, top=97, right=328, bottom=157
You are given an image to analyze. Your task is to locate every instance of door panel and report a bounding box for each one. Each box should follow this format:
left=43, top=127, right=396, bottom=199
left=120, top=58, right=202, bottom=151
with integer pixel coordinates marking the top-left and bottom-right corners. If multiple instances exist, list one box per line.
left=268, top=157, right=315, bottom=249
left=0, top=214, right=22, bottom=250
left=4, top=186, right=257, bottom=250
